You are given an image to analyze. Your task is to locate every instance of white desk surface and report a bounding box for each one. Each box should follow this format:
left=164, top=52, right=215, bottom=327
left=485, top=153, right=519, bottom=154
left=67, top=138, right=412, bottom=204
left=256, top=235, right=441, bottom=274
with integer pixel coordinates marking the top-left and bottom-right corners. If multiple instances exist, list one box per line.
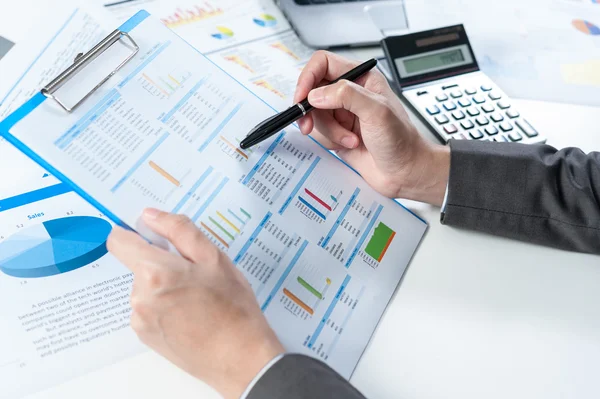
left=2, top=2, right=599, bottom=399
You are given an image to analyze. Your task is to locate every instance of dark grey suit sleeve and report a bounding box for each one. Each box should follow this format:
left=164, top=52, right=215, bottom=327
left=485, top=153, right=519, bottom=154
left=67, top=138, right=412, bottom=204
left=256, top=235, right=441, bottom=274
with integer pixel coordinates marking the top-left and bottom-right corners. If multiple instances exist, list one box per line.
left=246, top=354, right=366, bottom=399
left=442, top=140, right=600, bottom=254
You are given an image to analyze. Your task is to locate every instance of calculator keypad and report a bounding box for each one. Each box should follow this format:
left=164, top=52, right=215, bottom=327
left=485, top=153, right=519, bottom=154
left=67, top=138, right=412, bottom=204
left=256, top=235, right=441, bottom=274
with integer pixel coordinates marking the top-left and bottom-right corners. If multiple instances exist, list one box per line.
left=435, top=114, right=449, bottom=124
left=443, top=101, right=457, bottom=111
left=406, top=73, right=545, bottom=145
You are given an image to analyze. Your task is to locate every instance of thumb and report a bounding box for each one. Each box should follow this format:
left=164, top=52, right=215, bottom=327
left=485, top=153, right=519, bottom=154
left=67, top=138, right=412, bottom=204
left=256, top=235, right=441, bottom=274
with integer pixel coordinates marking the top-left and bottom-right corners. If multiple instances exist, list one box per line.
left=307, top=80, right=385, bottom=123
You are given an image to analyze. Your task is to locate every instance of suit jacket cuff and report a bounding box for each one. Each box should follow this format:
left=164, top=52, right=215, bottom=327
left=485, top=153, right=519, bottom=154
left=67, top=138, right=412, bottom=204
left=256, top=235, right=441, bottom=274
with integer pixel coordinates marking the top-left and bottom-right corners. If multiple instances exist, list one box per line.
left=240, top=353, right=285, bottom=399
left=440, top=139, right=600, bottom=253
left=245, top=353, right=366, bottom=399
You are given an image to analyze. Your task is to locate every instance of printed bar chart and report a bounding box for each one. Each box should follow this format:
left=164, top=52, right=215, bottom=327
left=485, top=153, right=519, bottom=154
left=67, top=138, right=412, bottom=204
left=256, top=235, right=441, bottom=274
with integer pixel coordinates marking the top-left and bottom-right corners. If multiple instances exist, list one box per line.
left=304, top=188, right=332, bottom=212
left=218, top=135, right=249, bottom=161
left=284, top=161, right=344, bottom=224
left=198, top=188, right=252, bottom=250
left=365, top=222, right=396, bottom=262
left=297, top=276, right=323, bottom=300
left=161, top=4, right=225, bottom=29
left=276, top=251, right=333, bottom=318
left=283, top=288, right=314, bottom=315
left=200, top=221, right=230, bottom=248
left=141, top=67, right=192, bottom=98
left=149, top=161, right=181, bottom=186
left=297, top=196, right=326, bottom=220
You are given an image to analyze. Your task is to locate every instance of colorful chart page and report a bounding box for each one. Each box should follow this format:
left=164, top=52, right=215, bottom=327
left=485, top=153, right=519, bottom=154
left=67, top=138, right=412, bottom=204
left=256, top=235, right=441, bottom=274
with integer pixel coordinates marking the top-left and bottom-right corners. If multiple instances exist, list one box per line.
left=0, top=10, right=427, bottom=387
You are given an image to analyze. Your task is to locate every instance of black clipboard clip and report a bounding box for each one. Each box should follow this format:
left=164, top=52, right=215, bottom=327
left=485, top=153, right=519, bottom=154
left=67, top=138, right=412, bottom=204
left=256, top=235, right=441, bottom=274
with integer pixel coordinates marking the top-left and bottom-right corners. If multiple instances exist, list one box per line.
left=41, top=29, right=139, bottom=113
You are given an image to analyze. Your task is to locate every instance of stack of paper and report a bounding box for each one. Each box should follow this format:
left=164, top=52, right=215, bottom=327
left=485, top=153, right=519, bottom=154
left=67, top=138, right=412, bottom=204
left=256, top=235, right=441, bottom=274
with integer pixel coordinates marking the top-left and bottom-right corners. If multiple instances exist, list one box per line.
left=405, top=0, right=600, bottom=106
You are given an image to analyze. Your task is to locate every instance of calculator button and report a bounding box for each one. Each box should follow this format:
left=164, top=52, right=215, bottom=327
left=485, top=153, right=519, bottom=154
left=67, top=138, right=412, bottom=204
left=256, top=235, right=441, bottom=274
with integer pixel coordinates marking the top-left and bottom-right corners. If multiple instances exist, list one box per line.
left=450, top=90, right=463, bottom=98
left=442, top=84, right=459, bottom=90
left=506, top=109, right=520, bottom=119
left=485, top=125, right=499, bottom=136
left=426, top=105, right=441, bottom=115
left=481, top=104, right=495, bottom=113
left=436, top=93, right=448, bottom=102
left=475, top=115, right=489, bottom=126
left=435, top=114, right=449, bottom=125
left=489, top=92, right=502, bottom=101
left=417, top=90, right=428, bottom=96
left=500, top=135, right=511, bottom=142
left=443, top=101, right=457, bottom=111
left=461, top=120, right=475, bottom=130
left=467, top=107, right=480, bottom=117
left=465, top=87, right=477, bottom=95
left=444, top=124, right=459, bottom=134
left=454, top=133, right=467, bottom=140
left=499, top=121, right=513, bottom=132
left=472, top=95, right=486, bottom=104
left=451, top=110, right=466, bottom=120
left=515, top=119, right=539, bottom=137
left=490, top=113, right=504, bottom=123
left=481, top=84, right=493, bottom=91
left=469, top=130, right=484, bottom=140
left=458, top=98, right=471, bottom=107
left=508, top=131, right=523, bottom=142
left=497, top=101, right=511, bottom=109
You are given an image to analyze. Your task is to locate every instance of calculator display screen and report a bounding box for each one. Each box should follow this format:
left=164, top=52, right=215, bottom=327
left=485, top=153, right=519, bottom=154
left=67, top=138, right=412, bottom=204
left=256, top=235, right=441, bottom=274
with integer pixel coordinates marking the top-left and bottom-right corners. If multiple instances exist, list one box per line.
left=403, top=49, right=465, bottom=74
left=382, top=25, right=479, bottom=87
left=394, top=44, right=473, bottom=79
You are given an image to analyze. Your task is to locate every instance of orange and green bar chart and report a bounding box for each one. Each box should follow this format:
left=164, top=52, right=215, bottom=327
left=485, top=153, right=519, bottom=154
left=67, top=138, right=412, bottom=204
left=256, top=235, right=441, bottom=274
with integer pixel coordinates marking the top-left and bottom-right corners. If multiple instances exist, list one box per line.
left=365, top=222, right=396, bottom=262
left=283, top=276, right=332, bottom=316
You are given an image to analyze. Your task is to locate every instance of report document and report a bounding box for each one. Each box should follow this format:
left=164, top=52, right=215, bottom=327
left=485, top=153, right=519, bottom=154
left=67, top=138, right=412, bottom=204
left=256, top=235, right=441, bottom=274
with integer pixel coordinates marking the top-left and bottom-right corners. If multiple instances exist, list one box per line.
left=0, top=9, right=427, bottom=398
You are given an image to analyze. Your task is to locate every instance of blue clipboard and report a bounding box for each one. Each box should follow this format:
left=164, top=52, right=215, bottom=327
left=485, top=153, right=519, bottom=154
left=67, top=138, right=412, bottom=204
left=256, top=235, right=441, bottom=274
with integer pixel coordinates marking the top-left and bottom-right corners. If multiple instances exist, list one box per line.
left=0, top=11, right=153, bottom=230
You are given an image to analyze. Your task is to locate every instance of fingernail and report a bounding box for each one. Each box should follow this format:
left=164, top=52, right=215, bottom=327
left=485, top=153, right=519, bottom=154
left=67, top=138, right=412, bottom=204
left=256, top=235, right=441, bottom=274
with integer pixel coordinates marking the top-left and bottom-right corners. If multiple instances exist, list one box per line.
left=341, top=136, right=357, bottom=149
left=143, top=208, right=162, bottom=220
left=308, top=88, right=324, bottom=105
left=297, top=117, right=306, bottom=132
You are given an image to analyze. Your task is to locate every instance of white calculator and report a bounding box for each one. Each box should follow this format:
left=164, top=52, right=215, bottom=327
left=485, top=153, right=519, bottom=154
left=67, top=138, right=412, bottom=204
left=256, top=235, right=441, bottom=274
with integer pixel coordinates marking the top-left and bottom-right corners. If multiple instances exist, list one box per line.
left=382, top=25, right=546, bottom=144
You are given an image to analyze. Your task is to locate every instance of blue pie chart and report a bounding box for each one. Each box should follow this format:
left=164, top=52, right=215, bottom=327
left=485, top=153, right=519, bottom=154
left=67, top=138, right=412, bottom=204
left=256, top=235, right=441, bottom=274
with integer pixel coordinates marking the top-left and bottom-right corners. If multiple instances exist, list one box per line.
left=0, top=216, right=112, bottom=278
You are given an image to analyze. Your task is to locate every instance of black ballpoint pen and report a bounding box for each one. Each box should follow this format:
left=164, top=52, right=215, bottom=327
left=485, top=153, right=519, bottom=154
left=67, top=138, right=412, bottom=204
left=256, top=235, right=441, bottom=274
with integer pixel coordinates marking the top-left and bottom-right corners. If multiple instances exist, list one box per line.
left=239, top=58, right=378, bottom=150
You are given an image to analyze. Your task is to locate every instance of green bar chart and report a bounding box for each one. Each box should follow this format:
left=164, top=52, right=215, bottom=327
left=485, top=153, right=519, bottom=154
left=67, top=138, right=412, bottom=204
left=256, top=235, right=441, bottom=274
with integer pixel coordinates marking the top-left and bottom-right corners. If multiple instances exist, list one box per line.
left=365, top=222, right=396, bottom=262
